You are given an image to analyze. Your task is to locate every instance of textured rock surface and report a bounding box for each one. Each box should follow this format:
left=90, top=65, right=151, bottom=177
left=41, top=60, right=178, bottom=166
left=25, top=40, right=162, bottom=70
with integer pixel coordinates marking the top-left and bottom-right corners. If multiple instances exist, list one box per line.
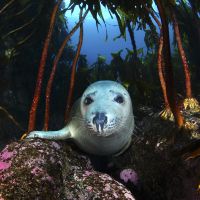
left=0, top=139, right=135, bottom=200
left=112, top=107, right=200, bottom=200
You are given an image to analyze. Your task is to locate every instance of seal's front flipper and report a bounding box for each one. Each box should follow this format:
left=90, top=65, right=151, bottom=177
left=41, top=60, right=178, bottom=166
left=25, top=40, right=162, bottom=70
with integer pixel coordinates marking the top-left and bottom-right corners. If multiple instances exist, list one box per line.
left=26, top=126, right=71, bottom=140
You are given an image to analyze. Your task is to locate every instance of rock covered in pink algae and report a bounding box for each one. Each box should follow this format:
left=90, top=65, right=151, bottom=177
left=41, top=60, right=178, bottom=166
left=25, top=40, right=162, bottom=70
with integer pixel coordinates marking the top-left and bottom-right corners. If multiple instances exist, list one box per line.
left=0, top=145, right=16, bottom=172
left=64, top=169, right=136, bottom=200
left=0, top=139, right=136, bottom=200
left=0, top=161, right=11, bottom=170
left=0, top=139, right=65, bottom=200
left=1, top=149, right=14, bottom=160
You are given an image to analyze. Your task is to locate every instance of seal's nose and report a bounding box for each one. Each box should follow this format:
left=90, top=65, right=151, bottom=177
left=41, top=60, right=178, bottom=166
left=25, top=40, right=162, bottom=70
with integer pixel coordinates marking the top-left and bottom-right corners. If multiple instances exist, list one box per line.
left=93, top=112, right=107, bottom=132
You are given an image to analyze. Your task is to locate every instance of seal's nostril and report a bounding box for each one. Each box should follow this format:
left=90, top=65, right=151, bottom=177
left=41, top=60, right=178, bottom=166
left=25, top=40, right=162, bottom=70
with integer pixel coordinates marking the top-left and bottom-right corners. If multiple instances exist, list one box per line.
left=105, top=116, right=108, bottom=124
left=92, top=116, right=96, bottom=124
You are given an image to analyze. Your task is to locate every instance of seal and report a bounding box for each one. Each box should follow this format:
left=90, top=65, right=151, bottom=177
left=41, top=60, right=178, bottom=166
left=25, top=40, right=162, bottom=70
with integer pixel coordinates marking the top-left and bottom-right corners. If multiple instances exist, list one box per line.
left=26, top=80, right=134, bottom=156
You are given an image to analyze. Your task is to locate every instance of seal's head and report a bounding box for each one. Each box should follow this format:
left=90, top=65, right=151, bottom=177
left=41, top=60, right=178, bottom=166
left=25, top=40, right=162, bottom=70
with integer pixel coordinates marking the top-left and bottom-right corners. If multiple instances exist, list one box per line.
left=80, top=80, right=133, bottom=136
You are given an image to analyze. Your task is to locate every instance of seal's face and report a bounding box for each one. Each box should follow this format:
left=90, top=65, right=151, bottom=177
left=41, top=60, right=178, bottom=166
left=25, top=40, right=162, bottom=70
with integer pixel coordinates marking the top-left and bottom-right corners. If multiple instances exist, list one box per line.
left=80, top=81, right=133, bottom=137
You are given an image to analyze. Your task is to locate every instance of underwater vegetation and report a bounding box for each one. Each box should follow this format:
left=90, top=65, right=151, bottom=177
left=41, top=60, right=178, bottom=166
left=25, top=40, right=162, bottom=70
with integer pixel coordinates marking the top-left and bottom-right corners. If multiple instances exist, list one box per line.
left=0, top=0, right=200, bottom=199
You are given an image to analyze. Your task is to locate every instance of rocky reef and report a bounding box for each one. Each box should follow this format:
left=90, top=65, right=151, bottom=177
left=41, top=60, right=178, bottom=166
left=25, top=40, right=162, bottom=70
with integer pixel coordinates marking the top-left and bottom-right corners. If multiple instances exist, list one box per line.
left=0, top=139, right=135, bottom=200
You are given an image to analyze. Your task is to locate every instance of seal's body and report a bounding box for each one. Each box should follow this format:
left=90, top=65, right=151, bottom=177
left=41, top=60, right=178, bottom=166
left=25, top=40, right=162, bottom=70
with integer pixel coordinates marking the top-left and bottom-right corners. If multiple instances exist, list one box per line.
left=27, top=81, right=134, bottom=156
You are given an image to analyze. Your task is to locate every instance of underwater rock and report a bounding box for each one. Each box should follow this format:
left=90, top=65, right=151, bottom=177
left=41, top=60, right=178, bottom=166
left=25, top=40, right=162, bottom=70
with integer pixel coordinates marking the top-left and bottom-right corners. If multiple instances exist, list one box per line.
left=111, top=106, right=200, bottom=200
left=0, top=139, right=135, bottom=200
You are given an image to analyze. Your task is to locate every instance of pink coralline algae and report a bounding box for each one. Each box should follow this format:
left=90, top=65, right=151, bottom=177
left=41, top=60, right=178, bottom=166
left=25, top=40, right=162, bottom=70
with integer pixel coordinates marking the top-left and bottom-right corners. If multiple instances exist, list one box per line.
left=0, top=148, right=14, bottom=171
left=0, top=194, right=5, bottom=200
left=72, top=170, right=135, bottom=200
left=51, top=142, right=61, bottom=150
left=86, top=186, right=93, bottom=192
left=0, top=140, right=64, bottom=199
left=0, top=161, right=11, bottom=171
left=99, top=174, right=113, bottom=181
left=120, top=169, right=138, bottom=185
left=31, top=164, right=54, bottom=184
left=1, top=151, right=13, bottom=160
left=31, top=167, right=43, bottom=176
left=41, top=174, right=53, bottom=183
left=103, top=183, right=111, bottom=192
left=24, top=157, right=45, bottom=168
left=83, top=170, right=93, bottom=176
left=124, top=192, right=135, bottom=199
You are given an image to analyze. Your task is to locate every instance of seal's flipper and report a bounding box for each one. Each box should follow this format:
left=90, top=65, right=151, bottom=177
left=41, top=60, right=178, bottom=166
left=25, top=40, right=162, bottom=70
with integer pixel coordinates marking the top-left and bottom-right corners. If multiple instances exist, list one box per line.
left=26, top=126, right=71, bottom=140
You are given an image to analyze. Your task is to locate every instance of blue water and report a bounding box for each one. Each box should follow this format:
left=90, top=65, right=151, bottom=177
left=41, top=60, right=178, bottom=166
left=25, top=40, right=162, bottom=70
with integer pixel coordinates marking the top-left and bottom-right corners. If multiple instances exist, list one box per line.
left=65, top=1, right=174, bottom=65
left=65, top=4, right=146, bottom=64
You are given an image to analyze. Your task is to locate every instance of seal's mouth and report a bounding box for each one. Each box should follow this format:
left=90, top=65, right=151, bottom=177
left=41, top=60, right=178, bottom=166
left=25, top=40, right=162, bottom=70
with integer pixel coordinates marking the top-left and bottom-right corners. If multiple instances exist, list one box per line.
left=86, top=121, right=120, bottom=137
left=95, top=123, right=104, bottom=132
left=92, top=129, right=114, bottom=137
left=85, top=114, right=122, bottom=137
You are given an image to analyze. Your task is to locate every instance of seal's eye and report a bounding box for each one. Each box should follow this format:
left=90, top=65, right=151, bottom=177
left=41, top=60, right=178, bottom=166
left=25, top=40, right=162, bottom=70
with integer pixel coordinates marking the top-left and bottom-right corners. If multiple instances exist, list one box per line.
left=114, top=95, right=124, bottom=104
left=84, top=97, right=93, bottom=105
